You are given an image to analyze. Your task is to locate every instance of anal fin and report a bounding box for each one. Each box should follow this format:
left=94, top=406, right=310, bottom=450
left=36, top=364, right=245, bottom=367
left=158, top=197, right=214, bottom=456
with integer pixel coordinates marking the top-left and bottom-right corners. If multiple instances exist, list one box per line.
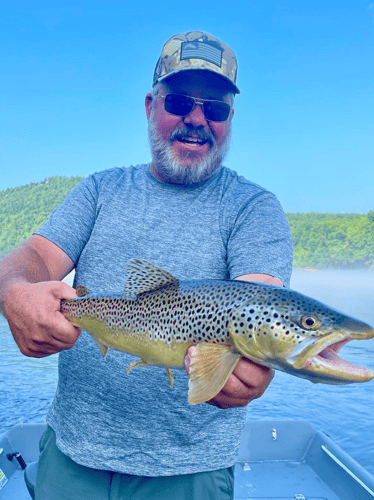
left=187, top=343, right=242, bottom=405
left=93, top=338, right=109, bottom=359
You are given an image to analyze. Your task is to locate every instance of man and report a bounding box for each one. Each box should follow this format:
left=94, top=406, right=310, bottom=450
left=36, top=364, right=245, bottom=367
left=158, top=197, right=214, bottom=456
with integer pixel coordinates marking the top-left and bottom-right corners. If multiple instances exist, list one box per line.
left=0, top=31, right=293, bottom=499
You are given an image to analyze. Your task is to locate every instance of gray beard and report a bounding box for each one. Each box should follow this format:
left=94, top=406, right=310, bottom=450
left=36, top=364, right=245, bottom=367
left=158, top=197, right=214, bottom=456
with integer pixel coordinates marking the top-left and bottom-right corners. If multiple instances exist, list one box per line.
left=147, top=114, right=231, bottom=185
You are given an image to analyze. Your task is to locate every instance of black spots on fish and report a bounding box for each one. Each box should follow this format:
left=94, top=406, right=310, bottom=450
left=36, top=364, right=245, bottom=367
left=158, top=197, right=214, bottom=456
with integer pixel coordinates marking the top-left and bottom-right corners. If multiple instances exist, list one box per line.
left=81, top=279, right=342, bottom=348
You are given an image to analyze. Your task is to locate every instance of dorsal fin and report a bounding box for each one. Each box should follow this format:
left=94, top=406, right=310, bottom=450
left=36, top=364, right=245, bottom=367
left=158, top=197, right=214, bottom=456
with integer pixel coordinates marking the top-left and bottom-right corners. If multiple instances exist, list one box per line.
left=123, top=259, right=178, bottom=299
left=76, top=285, right=91, bottom=297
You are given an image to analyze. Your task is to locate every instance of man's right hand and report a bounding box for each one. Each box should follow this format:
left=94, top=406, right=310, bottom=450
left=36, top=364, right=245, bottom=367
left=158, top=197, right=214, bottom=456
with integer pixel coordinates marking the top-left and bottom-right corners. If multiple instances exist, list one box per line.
left=2, top=280, right=81, bottom=358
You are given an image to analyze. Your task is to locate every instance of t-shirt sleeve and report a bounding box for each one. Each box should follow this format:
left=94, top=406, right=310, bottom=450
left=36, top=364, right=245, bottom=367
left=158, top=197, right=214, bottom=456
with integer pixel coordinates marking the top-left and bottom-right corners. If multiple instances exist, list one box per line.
left=226, top=191, right=293, bottom=287
left=34, top=175, right=99, bottom=265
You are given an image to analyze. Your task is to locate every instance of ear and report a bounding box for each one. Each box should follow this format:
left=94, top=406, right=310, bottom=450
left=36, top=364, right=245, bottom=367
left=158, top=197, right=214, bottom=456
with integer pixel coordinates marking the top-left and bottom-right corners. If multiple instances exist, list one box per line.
left=145, top=93, right=153, bottom=119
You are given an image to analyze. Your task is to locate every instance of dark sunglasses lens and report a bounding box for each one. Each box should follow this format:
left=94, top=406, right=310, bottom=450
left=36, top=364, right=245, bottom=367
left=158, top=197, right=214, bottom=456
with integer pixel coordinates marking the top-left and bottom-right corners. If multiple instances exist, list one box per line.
left=164, top=95, right=194, bottom=116
left=164, top=94, right=231, bottom=122
left=203, top=101, right=231, bottom=121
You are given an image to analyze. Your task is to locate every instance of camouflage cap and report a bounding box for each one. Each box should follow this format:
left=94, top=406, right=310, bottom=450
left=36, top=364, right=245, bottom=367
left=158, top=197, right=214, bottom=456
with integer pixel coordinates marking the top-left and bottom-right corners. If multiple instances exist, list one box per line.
left=153, top=31, right=240, bottom=94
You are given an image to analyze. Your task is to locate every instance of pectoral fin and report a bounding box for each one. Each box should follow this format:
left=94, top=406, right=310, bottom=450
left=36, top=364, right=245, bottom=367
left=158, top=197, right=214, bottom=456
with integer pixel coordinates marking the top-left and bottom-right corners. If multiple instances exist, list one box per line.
left=187, top=343, right=242, bottom=405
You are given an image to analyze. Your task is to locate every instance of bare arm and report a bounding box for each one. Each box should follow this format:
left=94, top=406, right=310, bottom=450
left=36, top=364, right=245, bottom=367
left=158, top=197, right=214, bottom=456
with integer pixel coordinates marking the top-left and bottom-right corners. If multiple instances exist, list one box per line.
left=185, top=273, right=283, bottom=409
left=0, top=235, right=81, bottom=357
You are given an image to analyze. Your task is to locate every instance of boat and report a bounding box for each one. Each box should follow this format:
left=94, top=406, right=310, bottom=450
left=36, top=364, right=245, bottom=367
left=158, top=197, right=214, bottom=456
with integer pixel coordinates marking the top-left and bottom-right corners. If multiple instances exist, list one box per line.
left=1, top=420, right=374, bottom=499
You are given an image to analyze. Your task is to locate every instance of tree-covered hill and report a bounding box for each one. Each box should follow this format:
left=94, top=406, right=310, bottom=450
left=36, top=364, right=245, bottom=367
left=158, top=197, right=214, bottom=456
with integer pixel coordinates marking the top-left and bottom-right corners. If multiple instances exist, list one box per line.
left=289, top=213, right=374, bottom=269
left=1, top=176, right=373, bottom=268
left=0, top=176, right=83, bottom=258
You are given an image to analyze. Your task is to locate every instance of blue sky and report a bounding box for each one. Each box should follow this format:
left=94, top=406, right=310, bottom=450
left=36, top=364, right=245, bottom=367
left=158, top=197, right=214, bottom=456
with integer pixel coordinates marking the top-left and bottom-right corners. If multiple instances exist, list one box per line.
left=1, top=1, right=373, bottom=213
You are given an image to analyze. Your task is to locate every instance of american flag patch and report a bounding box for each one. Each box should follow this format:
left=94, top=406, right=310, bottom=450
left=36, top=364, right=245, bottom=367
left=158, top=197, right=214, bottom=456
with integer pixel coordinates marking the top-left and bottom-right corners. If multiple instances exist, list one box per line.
left=180, top=41, right=223, bottom=67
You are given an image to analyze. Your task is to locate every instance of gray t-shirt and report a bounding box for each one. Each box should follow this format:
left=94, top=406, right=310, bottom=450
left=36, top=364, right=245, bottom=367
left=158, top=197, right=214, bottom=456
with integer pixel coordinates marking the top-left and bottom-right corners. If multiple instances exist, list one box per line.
left=35, top=164, right=293, bottom=476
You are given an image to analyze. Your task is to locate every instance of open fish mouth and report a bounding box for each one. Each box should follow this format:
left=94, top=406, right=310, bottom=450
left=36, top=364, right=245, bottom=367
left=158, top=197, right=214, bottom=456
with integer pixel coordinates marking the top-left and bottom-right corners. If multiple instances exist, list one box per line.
left=289, top=334, right=374, bottom=382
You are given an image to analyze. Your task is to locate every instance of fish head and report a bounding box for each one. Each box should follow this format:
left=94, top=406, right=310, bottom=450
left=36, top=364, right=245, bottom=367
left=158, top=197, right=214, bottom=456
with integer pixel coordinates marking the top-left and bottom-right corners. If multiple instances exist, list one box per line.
left=229, top=285, right=374, bottom=384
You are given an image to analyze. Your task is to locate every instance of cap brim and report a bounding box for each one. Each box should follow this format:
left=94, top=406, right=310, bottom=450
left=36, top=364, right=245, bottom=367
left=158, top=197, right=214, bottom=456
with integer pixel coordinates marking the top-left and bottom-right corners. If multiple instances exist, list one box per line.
left=156, top=67, right=240, bottom=94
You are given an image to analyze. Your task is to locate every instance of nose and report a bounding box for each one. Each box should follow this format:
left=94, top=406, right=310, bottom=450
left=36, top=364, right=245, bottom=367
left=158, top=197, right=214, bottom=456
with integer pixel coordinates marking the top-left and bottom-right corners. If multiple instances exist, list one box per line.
left=183, top=102, right=208, bottom=127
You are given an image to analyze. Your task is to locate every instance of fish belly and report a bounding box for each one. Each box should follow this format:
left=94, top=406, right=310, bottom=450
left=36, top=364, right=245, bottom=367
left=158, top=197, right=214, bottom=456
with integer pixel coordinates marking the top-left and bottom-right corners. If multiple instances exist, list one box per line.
left=72, top=313, right=192, bottom=369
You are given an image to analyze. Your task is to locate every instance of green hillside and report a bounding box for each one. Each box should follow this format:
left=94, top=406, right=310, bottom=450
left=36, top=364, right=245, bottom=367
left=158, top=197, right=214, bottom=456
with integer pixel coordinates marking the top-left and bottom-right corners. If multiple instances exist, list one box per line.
left=0, top=176, right=83, bottom=258
left=289, top=212, right=374, bottom=269
left=1, top=176, right=373, bottom=268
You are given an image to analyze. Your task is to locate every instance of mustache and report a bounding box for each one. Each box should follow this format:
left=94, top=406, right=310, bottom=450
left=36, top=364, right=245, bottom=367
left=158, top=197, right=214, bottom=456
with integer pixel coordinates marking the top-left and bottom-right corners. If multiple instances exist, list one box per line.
left=170, top=126, right=215, bottom=146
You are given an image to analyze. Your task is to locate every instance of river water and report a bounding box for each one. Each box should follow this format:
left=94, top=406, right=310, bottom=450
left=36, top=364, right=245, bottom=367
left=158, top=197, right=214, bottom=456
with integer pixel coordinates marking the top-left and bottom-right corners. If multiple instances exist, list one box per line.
left=1, top=270, right=373, bottom=475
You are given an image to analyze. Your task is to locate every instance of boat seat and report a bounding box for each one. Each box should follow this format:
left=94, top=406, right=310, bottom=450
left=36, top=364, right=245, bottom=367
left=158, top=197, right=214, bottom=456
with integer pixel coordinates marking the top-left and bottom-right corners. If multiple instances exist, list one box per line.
left=24, top=461, right=38, bottom=499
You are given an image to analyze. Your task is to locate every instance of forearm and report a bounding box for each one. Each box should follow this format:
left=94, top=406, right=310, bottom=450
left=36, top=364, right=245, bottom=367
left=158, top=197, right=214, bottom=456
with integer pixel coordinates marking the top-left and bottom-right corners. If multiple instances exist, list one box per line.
left=0, top=235, right=74, bottom=315
left=0, top=242, right=51, bottom=313
left=0, top=241, right=51, bottom=284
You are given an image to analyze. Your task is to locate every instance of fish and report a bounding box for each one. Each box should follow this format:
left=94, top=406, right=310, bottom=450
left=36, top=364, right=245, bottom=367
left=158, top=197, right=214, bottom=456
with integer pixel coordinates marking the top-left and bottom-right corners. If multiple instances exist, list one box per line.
left=61, top=259, right=374, bottom=405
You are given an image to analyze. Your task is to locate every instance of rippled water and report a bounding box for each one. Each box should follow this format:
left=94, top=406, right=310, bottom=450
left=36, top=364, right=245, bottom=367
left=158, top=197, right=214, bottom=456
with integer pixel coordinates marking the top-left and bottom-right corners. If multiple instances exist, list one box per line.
left=1, top=270, right=373, bottom=475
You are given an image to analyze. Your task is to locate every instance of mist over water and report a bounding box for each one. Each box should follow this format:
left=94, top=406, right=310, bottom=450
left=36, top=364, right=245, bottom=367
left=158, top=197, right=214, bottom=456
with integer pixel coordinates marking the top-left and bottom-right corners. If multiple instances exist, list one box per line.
left=291, top=269, right=374, bottom=327
left=1, top=270, right=373, bottom=475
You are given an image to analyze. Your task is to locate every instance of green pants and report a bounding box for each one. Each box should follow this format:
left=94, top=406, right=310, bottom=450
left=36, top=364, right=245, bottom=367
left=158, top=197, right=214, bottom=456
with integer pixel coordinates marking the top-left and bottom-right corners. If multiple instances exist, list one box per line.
left=35, top=426, right=234, bottom=500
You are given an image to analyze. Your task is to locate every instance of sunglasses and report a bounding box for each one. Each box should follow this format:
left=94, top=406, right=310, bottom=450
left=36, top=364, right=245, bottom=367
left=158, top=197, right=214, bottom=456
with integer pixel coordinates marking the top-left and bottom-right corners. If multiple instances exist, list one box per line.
left=158, top=94, right=232, bottom=122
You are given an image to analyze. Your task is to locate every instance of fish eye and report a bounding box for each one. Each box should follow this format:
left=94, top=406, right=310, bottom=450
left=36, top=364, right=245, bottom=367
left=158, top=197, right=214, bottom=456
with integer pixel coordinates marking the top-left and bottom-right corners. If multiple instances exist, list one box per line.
left=301, top=315, right=321, bottom=330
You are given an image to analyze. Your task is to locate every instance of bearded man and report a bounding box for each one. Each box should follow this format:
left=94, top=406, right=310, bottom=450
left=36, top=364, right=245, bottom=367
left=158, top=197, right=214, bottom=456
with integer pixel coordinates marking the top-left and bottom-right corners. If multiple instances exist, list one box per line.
left=0, top=31, right=293, bottom=500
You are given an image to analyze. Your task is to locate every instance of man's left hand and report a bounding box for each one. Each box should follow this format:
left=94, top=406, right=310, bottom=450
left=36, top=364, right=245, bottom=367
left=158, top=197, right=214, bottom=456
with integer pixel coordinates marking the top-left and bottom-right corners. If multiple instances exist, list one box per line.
left=185, top=346, right=274, bottom=409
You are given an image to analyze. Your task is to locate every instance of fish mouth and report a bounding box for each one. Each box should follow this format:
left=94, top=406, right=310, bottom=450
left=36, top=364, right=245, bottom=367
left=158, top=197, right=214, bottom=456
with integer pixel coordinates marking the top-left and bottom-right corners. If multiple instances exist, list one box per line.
left=289, top=333, right=374, bottom=383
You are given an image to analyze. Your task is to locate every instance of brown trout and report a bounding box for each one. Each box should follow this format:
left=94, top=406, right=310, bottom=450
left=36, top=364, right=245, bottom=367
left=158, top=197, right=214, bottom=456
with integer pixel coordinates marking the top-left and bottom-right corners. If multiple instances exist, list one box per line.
left=61, top=259, right=374, bottom=405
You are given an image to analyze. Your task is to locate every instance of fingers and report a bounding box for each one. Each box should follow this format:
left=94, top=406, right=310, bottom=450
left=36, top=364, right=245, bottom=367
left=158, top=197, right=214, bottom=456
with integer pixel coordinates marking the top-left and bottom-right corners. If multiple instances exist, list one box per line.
left=232, top=358, right=275, bottom=397
left=208, top=360, right=274, bottom=409
left=184, top=346, right=274, bottom=409
left=18, top=318, right=81, bottom=358
left=3, top=281, right=81, bottom=358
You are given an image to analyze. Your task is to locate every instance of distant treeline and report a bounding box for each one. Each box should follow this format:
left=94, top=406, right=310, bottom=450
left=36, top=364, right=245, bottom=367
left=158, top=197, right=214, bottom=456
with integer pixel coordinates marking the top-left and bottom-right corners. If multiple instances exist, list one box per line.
left=1, top=176, right=373, bottom=269
left=289, top=212, right=374, bottom=269
left=0, top=176, right=84, bottom=259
